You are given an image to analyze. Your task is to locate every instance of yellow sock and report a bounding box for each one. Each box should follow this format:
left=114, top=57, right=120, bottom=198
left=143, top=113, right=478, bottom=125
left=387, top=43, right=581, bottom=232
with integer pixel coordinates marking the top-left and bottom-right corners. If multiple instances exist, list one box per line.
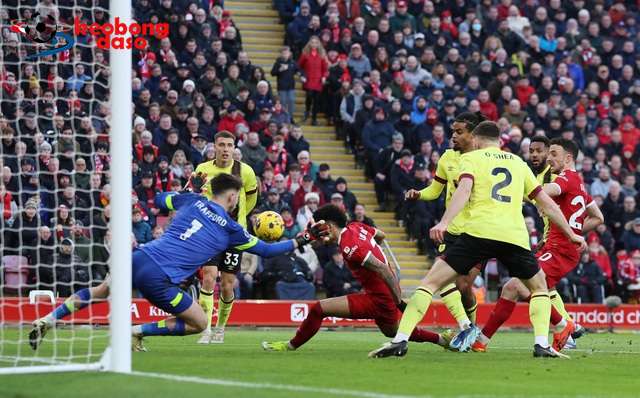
left=550, top=292, right=572, bottom=321
left=199, top=289, right=215, bottom=330
left=466, top=302, right=478, bottom=324
left=529, top=292, right=551, bottom=346
left=440, top=283, right=470, bottom=329
left=215, top=295, right=234, bottom=328
left=396, top=288, right=433, bottom=339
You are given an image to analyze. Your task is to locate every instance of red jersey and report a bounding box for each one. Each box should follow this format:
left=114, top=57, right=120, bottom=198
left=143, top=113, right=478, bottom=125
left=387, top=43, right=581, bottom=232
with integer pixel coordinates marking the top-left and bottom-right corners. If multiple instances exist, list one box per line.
left=338, top=222, right=395, bottom=296
left=546, top=169, right=593, bottom=259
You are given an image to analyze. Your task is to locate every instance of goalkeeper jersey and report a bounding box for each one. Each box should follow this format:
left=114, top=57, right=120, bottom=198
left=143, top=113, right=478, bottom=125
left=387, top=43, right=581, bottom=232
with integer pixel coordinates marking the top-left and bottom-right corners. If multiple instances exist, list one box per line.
left=194, top=159, right=258, bottom=227
left=141, top=192, right=263, bottom=283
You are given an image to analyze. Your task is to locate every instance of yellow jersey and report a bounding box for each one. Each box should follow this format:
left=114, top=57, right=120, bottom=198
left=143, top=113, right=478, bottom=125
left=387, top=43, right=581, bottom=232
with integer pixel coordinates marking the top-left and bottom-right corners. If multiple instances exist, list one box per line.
left=458, top=146, right=541, bottom=250
left=428, top=149, right=471, bottom=235
left=194, top=159, right=258, bottom=227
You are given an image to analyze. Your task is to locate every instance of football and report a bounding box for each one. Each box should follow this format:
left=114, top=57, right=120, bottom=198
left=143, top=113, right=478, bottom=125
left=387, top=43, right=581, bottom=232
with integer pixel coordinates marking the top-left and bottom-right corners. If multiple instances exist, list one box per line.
left=254, top=211, right=285, bottom=242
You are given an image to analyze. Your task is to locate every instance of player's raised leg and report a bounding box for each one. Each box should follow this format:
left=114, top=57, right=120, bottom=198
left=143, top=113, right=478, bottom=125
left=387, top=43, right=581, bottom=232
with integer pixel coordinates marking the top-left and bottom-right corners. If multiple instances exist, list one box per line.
left=29, top=277, right=111, bottom=350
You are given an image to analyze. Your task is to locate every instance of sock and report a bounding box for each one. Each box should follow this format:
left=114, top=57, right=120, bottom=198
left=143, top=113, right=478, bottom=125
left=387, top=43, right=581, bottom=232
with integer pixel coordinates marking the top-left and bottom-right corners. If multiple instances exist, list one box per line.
left=290, top=302, right=323, bottom=348
left=529, top=292, right=551, bottom=347
left=198, top=289, right=214, bottom=331
left=526, top=294, right=564, bottom=327
left=50, top=288, right=92, bottom=321
left=550, top=292, right=572, bottom=321
left=393, top=287, right=433, bottom=343
left=140, top=318, right=186, bottom=336
left=466, top=302, right=478, bottom=324
left=481, top=297, right=516, bottom=340
left=215, top=295, right=234, bottom=328
left=408, top=328, right=440, bottom=344
left=440, top=283, right=470, bottom=330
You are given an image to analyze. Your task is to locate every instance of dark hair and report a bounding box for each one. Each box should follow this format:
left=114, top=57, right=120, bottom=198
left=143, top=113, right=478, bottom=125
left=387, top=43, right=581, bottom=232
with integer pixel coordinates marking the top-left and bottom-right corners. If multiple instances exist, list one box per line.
left=214, top=130, right=235, bottom=142
left=210, top=173, right=243, bottom=196
left=312, top=204, right=348, bottom=228
left=550, top=138, right=579, bottom=161
left=454, top=111, right=487, bottom=132
left=530, top=135, right=550, bottom=147
left=472, top=121, right=500, bottom=139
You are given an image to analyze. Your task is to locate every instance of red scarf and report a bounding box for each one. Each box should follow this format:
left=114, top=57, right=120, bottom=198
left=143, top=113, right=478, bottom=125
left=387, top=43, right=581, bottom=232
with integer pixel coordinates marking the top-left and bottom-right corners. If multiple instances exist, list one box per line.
left=398, top=158, right=414, bottom=174
left=1, top=192, right=12, bottom=220
left=340, top=66, right=351, bottom=83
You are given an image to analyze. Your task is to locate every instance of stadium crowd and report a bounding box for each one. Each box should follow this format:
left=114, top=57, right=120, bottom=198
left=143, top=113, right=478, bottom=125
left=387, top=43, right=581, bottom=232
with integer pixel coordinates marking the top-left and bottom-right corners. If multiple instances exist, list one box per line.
left=1, top=0, right=640, bottom=305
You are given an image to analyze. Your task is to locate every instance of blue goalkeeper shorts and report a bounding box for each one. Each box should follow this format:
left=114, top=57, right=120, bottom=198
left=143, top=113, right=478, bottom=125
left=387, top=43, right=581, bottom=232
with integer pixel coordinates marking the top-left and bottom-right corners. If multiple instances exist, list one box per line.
left=132, top=250, right=194, bottom=314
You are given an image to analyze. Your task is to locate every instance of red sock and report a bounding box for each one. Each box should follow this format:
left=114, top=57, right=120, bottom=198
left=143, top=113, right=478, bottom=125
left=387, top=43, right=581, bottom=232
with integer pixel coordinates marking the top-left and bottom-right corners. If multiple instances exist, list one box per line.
left=409, top=328, right=440, bottom=344
left=549, top=297, right=564, bottom=326
left=290, top=302, right=324, bottom=348
left=481, top=298, right=516, bottom=339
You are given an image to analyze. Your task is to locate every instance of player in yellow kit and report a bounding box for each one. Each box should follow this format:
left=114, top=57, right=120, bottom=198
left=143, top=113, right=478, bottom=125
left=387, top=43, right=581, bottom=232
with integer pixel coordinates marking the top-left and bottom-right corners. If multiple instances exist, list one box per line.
left=369, top=121, right=586, bottom=359
left=405, top=112, right=486, bottom=327
left=191, top=130, right=258, bottom=344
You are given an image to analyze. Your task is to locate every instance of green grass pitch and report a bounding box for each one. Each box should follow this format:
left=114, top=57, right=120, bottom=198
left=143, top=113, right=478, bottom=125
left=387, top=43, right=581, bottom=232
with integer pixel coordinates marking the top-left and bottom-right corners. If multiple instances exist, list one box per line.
left=1, top=328, right=639, bottom=398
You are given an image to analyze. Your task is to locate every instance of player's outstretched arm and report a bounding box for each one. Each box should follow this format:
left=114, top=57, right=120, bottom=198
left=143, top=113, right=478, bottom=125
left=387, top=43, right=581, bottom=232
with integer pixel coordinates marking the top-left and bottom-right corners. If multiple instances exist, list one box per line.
left=155, top=191, right=201, bottom=211
left=582, top=202, right=605, bottom=233
left=405, top=179, right=445, bottom=201
left=430, top=176, right=472, bottom=243
left=363, top=254, right=402, bottom=305
left=241, top=221, right=330, bottom=258
left=534, top=190, right=587, bottom=251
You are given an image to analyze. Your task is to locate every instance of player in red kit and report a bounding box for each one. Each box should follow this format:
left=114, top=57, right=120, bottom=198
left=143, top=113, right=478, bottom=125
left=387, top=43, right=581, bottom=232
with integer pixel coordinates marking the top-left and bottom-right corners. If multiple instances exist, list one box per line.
left=472, top=138, right=604, bottom=353
left=262, top=204, right=454, bottom=352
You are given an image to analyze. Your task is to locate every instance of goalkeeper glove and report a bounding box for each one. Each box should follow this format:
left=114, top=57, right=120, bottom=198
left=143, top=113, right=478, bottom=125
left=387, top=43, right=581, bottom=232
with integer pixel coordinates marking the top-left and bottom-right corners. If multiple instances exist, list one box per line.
left=190, top=172, right=207, bottom=193
left=295, top=220, right=330, bottom=248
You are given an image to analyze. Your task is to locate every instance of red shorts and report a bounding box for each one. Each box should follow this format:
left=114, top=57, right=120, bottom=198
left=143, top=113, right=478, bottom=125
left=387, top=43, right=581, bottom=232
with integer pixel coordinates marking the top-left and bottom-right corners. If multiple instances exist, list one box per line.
left=536, top=247, right=579, bottom=288
left=347, top=292, right=399, bottom=326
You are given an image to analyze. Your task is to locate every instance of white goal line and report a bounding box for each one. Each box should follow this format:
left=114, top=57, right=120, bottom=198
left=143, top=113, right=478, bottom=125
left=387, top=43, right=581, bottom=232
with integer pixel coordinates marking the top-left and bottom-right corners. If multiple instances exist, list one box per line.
left=131, top=370, right=430, bottom=398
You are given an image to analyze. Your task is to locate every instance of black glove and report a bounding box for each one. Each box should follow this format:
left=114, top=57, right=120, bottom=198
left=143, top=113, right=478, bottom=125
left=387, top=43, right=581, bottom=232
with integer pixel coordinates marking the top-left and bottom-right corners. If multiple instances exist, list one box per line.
left=397, top=300, right=407, bottom=312
left=190, top=172, right=207, bottom=193
left=295, top=221, right=330, bottom=247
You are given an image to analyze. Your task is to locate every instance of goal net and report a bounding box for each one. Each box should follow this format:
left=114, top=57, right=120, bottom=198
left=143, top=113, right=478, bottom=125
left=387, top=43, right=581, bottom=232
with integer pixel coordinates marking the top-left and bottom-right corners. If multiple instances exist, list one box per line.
left=0, top=0, right=131, bottom=374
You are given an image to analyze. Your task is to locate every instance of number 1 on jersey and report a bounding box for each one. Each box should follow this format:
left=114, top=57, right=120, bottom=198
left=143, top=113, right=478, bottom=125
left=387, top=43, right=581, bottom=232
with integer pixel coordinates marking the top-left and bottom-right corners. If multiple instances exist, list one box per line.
left=180, top=219, right=203, bottom=240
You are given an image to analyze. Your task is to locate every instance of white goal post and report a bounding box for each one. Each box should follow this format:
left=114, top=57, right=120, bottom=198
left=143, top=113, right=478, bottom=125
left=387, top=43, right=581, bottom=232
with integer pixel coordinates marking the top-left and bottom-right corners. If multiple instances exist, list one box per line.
left=106, top=0, right=132, bottom=374
left=0, top=1, right=131, bottom=375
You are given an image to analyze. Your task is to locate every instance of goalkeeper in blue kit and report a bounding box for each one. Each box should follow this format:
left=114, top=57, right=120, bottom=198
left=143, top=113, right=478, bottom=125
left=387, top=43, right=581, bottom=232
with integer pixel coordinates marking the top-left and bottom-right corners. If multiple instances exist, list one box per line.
left=30, top=174, right=329, bottom=351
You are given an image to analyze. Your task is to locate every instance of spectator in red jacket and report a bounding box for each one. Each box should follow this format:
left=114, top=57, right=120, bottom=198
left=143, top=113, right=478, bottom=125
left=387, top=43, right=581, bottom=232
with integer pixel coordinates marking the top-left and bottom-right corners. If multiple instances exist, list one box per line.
left=515, top=76, right=535, bottom=107
left=478, top=90, right=498, bottom=121
left=298, top=36, right=328, bottom=126
left=620, top=115, right=640, bottom=148
left=217, top=105, right=248, bottom=133
left=588, top=233, right=613, bottom=282
left=134, top=130, right=159, bottom=162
